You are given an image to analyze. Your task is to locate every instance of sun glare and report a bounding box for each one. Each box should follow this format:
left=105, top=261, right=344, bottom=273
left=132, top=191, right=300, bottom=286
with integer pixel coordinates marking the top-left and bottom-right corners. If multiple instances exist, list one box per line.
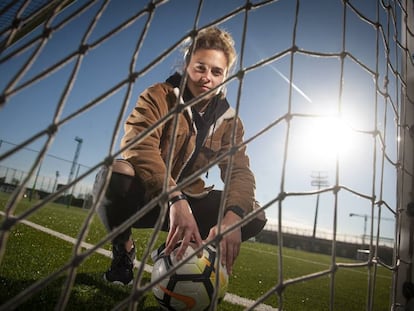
left=300, top=116, right=355, bottom=168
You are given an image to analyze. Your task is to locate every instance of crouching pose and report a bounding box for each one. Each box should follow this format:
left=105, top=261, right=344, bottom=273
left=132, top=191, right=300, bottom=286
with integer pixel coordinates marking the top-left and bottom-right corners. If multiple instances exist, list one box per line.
left=93, top=27, right=267, bottom=285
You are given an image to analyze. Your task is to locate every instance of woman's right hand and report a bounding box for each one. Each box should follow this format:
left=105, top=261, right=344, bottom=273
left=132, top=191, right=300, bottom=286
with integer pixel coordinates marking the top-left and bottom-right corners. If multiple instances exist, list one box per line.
left=164, top=194, right=203, bottom=260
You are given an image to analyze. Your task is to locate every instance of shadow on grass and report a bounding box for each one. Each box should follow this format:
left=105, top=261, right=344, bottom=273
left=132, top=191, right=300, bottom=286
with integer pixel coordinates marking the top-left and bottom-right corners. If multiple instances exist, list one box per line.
left=0, top=273, right=159, bottom=310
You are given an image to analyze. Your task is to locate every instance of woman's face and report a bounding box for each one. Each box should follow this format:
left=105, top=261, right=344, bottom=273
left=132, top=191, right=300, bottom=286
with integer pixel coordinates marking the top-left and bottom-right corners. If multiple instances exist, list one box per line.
left=186, top=48, right=228, bottom=99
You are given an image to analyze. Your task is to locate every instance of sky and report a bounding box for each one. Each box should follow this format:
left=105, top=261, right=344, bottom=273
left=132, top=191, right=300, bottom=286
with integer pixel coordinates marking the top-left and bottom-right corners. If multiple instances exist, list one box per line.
left=0, top=0, right=401, bottom=243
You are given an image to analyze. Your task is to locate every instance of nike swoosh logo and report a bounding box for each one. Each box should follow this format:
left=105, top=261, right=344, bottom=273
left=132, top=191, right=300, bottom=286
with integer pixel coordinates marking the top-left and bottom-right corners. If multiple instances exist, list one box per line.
left=158, top=285, right=196, bottom=309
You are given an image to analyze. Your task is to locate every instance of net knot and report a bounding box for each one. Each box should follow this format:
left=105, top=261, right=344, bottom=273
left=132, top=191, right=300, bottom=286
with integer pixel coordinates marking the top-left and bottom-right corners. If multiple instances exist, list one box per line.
left=189, top=29, right=198, bottom=40
left=129, top=72, right=139, bottom=83
left=275, top=283, right=285, bottom=295
left=12, top=18, right=21, bottom=29
left=278, top=192, right=287, bottom=201
left=372, top=129, right=380, bottom=138
left=146, top=2, right=156, bottom=12
left=47, top=123, right=58, bottom=136
left=1, top=215, right=17, bottom=231
left=78, top=44, right=89, bottom=55
left=71, top=253, right=85, bottom=268
left=43, top=27, right=52, bottom=39
left=103, top=156, right=114, bottom=167
left=175, top=102, right=185, bottom=113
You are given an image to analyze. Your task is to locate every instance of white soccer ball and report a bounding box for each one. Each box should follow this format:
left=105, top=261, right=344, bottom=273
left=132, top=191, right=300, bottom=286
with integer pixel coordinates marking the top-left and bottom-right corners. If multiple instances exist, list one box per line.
left=151, top=242, right=229, bottom=311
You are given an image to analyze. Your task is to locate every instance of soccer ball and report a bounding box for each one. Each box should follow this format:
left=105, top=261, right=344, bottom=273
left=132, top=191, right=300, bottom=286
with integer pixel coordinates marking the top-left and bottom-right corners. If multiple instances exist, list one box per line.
left=151, top=242, right=229, bottom=311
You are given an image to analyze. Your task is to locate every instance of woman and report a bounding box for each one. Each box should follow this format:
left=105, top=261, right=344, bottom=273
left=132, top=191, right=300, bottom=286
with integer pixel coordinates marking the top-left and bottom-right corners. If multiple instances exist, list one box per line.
left=94, top=27, right=266, bottom=285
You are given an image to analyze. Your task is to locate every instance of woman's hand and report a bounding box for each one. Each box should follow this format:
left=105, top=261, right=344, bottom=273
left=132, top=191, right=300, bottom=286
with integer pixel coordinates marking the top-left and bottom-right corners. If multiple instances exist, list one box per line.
left=206, top=211, right=242, bottom=275
left=165, top=194, right=203, bottom=260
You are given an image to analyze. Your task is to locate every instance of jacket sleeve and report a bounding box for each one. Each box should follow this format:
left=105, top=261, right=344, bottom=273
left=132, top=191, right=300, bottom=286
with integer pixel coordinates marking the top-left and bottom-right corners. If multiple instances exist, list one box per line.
left=218, top=117, right=256, bottom=215
left=121, top=84, right=176, bottom=199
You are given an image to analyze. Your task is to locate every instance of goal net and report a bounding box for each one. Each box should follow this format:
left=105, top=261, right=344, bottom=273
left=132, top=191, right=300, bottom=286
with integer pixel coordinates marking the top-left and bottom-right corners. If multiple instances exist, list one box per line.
left=0, top=0, right=413, bottom=310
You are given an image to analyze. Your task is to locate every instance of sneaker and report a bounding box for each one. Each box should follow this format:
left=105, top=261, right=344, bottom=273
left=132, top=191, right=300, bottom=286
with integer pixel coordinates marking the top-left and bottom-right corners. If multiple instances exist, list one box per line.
left=104, top=243, right=136, bottom=285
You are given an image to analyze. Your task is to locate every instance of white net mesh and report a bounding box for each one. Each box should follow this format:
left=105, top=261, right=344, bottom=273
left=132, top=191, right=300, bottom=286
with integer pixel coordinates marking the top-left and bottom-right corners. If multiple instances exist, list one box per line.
left=0, top=0, right=413, bottom=310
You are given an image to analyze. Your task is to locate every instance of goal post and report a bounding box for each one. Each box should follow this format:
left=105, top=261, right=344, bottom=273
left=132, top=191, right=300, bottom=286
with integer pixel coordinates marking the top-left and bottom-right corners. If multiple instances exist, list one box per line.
left=396, top=0, right=414, bottom=308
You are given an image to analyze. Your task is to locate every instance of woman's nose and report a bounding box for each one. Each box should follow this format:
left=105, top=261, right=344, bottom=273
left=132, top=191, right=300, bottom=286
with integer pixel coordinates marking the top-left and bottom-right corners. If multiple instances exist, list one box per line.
left=200, top=71, right=211, bottom=82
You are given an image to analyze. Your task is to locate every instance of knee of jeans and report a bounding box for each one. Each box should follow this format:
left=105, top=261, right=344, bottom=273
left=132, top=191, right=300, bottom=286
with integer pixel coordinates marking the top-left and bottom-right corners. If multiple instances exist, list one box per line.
left=106, top=173, right=136, bottom=201
left=112, top=159, right=135, bottom=176
left=92, top=169, right=132, bottom=203
left=108, top=160, right=136, bottom=199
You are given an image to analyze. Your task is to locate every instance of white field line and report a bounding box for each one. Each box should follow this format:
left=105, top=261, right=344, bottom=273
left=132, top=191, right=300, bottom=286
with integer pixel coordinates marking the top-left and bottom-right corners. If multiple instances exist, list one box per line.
left=2, top=213, right=278, bottom=311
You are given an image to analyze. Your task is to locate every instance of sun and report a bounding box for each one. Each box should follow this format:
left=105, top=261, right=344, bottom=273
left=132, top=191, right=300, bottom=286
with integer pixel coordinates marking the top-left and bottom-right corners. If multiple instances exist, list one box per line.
left=298, top=115, right=355, bottom=168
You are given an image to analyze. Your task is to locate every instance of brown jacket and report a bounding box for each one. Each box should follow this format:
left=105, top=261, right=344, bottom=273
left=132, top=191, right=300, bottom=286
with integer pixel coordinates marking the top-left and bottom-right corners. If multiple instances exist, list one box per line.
left=121, top=81, right=256, bottom=216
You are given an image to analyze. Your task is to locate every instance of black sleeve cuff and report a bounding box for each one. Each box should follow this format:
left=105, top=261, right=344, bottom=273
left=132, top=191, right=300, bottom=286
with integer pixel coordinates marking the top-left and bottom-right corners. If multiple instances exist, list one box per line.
left=224, top=205, right=245, bottom=219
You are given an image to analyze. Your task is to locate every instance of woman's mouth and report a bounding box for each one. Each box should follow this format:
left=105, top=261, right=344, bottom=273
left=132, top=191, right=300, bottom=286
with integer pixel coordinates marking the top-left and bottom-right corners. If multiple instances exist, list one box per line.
left=199, top=85, right=210, bottom=92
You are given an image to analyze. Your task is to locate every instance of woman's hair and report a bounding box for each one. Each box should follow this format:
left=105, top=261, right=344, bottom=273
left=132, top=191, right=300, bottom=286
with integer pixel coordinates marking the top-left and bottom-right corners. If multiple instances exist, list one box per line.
left=183, top=27, right=237, bottom=75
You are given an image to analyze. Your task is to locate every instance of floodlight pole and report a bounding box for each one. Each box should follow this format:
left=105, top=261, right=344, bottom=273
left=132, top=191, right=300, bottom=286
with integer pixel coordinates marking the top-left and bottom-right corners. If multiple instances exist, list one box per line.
left=66, top=136, right=83, bottom=207
left=29, top=161, right=43, bottom=201
left=53, top=170, right=59, bottom=192
left=311, top=171, right=329, bottom=239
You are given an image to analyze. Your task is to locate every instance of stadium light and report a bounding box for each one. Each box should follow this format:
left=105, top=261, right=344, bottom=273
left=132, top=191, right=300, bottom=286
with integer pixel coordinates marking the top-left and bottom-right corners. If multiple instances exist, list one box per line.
left=311, top=171, right=329, bottom=239
left=53, top=170, right=60, bottom=192
left=28, top=161, right=43, bottom=202
left=66, top=136, right=83, bottom=207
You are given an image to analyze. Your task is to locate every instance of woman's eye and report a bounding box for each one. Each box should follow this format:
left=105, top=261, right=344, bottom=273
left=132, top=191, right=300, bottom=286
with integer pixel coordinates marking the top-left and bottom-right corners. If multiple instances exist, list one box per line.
left=195, top=65, right=206, bottom=72
left=212, top=69, right=223, bottom=76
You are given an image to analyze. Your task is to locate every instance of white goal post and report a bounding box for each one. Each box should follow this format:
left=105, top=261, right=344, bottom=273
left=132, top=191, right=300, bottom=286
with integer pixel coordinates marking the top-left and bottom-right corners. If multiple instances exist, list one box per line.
left=396, top=0, right=414, bottom=309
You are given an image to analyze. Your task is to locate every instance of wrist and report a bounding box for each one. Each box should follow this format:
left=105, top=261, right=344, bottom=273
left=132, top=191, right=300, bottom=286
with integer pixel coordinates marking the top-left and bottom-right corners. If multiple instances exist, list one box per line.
left=168, top=193, right=188, bottom=208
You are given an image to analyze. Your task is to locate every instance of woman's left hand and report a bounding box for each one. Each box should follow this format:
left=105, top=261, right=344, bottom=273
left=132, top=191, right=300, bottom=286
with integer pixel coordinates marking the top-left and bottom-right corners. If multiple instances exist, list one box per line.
left=165, top=197, right=203, bottom=260
left=205, top=211, right=242, bottom=275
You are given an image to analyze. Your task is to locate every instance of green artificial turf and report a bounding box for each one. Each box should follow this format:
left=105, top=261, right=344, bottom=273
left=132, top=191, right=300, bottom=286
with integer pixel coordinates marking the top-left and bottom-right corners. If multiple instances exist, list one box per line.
left=0, top=193, right=392, bottom=310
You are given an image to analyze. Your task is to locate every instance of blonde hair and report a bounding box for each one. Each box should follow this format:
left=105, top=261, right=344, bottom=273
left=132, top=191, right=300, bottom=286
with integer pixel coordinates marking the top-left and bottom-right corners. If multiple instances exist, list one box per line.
left=183, top=27, right=237, bottom=75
